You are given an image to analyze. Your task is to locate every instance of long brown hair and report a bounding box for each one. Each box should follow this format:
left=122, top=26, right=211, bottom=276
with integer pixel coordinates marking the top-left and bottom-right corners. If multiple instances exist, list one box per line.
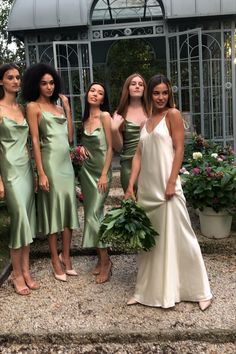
left=116, top=73, right=147, bottom=118
left=0, top=63, right=20, bottom=99
left=146, top=74, right=175, bottom=117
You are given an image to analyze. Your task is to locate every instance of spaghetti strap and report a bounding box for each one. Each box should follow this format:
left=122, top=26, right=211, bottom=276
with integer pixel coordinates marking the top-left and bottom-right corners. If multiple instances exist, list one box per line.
left=37, top=103, right=42, bottom=112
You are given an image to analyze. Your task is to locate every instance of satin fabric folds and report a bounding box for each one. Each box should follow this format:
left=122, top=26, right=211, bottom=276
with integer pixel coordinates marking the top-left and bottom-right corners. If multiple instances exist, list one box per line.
left=133, top=116, right=212, bottom=308
left=120, top=120, right=140, bottom=193
left=37, top=112, right=79, bottom=235
left=80, top=125, right=111, bottom=248
left=0, top=117, right=36, bottom=248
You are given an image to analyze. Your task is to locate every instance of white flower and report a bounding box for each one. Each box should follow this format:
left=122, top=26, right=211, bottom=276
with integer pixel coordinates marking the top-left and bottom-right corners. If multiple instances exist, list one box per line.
left=180, top=167, right=190, bottom=175
left=211, top=153, right=218, bottom=158
left=217, top=157, right=223, bottom=162
left=192, top=152, right=203, bottom=160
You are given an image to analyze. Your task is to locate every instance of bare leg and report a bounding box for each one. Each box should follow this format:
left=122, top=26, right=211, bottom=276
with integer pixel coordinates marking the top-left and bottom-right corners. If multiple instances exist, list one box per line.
left=22, top=245, right=39, bottom=290
left=95, top=248, right=112, bottom=284
left=49, top=233, right=64, bottom=275
left=10, top=247, right=30, bottom=295
left=61, top=227, right=73, bottom=270
left=92, top=250, right=101, bottom=275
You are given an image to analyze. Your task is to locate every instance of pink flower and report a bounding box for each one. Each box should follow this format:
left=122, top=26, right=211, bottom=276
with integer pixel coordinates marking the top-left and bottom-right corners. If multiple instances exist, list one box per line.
left=205, top=167, right=212, bottom=176
left=192, top=167, right=200, bottom=175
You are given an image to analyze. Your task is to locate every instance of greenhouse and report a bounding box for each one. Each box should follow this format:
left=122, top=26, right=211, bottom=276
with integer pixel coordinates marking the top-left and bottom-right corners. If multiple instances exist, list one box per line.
left=8, top=0, right=236, bottom=148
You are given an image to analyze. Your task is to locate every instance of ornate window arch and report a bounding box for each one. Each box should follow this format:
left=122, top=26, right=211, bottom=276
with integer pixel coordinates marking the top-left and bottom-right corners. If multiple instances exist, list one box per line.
left=91, top=0, right=164, bottom=25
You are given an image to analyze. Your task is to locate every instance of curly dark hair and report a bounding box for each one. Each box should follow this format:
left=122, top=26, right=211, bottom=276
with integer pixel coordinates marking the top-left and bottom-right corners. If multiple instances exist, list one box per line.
left=22, top=63, right=61, bottom=102
left=82, top=82, right=110, bottom=123
left=0, top=63, right=20, bottom=99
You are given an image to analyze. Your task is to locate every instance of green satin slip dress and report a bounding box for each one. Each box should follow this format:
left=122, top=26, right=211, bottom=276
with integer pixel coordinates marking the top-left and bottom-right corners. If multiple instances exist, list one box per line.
left=80, top=123, right=111, bottom=248
left=0, top=117, right=36, bottom=249
left=37, top=111, right=79, bottom=235
left=120, top=120, right=141, bottom=193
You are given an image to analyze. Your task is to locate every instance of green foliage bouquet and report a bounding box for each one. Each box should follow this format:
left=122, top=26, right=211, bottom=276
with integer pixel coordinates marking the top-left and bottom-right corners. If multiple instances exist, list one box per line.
left=98, top=199, right=158, bottom=252
left=181, top=150, right=236, bottom=213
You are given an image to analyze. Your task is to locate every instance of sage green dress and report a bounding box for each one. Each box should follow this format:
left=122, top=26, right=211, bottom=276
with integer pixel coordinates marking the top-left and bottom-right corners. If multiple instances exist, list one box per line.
left=120, top=120, right=141, bottom=193
left=80, top=123, right=111, bottom=248
left=37, top=111, right=79, bottom=235
left=0, top=117, right=36, bottom=249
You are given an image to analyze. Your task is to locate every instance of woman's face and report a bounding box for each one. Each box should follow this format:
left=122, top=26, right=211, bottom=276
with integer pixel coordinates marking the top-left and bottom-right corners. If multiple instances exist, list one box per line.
left=152, top=82, right=169, bottom=111
left=128, top=76, right=144, bottom=98
left=87, top=84, right=105, bottom=106
left=39, top=73, right=55, bottom=98
left=0, top=68, right=21, bottom=95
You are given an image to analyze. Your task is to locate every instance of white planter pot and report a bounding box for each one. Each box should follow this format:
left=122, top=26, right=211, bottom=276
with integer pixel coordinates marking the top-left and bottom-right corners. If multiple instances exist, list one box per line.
left=199, top=208, right=232, bottom=239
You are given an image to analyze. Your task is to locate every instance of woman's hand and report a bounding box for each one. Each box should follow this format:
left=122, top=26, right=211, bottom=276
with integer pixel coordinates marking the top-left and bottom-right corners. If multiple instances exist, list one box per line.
left=79, top=146, right=89, bottom=161
left=165, top=181, right=176, bottom=200
left=0, top=179, right=5, bottom=199
left=98, top=174, right=108, bottom=193
left=39, top=173, right=50, bottom=192
left=124, top=187, right=136, bottom=201
left=59, top=94, right=70, bottom=111
left=34, top=175, right=38, bottom=193
left=112, top=113, right=124, bottom=130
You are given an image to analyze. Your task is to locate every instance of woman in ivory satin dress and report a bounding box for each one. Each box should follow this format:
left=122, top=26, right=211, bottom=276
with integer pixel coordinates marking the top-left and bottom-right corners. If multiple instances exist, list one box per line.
left=111, top=73, right=147, bottom=193
left=0, top=63, right=38, bottom=295
left=22, top=63, right=79, bottom=282
left=79, top=82, right=113, bottom=284
left=125, top=74, right=212, bottom=311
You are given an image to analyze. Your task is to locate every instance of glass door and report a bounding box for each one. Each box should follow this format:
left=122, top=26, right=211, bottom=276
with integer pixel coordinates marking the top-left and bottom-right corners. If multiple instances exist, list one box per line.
left=53, top=41, right=93, bottom=142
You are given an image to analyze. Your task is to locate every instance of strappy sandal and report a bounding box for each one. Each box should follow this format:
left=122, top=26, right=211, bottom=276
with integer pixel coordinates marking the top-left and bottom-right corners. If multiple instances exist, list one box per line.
left=8, top=273, right=31, bottom=296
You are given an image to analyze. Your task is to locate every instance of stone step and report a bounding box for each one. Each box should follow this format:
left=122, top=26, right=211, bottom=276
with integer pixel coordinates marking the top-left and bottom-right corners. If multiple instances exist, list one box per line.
left=0, top=341, right=235, bottom=354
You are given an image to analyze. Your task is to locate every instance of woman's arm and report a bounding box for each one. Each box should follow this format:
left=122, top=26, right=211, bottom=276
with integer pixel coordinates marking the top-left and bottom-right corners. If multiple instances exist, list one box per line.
left=27, top=102, right=49, bottom=192
left=124, top=143, right=142, bottom=200
left=0, top=175, right=5, bottom=199
left=98, top=112, right=113, bottom=193
left=59, top=94, right=74, bottom=144
left=111, top=112, right=124, bottom=152
left=165, top=108, right=184, bottom=200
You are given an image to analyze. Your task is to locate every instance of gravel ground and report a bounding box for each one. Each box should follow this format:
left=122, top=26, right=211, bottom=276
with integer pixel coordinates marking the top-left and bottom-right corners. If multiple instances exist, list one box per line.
left=0, top=254, right=235, bottom=352
left=0, top=170, right=235, bottom=353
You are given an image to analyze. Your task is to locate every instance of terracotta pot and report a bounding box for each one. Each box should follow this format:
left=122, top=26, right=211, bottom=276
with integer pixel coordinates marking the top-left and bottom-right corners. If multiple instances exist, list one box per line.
left=199, top=207, right=232, bottom=239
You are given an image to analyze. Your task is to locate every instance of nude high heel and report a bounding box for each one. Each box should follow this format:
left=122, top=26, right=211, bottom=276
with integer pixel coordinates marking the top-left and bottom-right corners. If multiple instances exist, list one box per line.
left=8, top=272, right=31, bottom=296
left=50, top=261, right=67, bottom=282
left=199, top=299, right=212, bottom=311
left=127, top=297, right=138, bottom=306
left=58, top=253, right=78, bottom=276
left=95, top=260, right=112, bottom=284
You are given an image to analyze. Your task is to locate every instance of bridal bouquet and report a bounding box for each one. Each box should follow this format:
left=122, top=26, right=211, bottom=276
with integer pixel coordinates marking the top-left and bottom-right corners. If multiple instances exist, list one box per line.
left=70, top=145, right=84, bottom=165
left=98, top=199, right=158, bottom=252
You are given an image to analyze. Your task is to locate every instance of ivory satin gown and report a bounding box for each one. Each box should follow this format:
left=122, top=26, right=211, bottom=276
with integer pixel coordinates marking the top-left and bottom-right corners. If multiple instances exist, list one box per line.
left=133, top=116, right=212, bottom=308
left=0, top=117, right=36, bottom=248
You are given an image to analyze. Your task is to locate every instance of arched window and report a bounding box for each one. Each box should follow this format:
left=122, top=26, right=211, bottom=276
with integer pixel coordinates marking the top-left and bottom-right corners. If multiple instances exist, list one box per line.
left=91, top=0, right=164, bottom=25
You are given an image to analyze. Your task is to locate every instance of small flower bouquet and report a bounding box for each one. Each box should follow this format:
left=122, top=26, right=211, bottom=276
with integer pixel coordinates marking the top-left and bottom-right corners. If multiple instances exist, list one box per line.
left=75, top=186, right=84, bottom=203
left=70, top=145, right=84, bottom=165
left=98, top=199, right=158, bottom=252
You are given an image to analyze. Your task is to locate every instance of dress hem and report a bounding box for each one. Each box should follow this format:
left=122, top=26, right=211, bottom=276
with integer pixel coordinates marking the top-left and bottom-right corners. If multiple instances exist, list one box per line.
left=133, top=293, right=213, bottom=308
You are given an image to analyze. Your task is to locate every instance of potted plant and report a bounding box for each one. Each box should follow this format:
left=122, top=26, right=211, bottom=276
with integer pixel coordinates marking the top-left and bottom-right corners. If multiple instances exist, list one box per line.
left=181, top=147, right=236, bottom=238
